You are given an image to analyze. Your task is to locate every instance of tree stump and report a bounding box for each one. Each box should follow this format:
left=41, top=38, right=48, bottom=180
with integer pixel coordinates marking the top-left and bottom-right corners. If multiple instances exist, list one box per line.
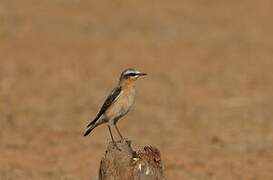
left=98, top=140, right=165, bottom=180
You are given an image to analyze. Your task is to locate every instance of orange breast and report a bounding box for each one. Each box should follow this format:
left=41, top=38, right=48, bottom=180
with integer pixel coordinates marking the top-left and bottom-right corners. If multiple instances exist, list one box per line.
left=105, top=82, right=136, bottom=123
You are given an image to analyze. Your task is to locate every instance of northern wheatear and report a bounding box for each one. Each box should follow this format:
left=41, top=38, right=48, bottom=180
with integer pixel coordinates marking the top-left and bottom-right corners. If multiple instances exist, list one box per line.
left=84, top=68, right=147, bottom=143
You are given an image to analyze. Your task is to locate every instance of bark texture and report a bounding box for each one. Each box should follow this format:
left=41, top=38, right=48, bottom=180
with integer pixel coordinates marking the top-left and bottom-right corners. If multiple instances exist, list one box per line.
left=98, top=140, right=165, bottom=180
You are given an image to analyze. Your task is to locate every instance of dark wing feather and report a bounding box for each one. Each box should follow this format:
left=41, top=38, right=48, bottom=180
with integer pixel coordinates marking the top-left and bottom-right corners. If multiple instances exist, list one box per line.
left=86, top=86, right=122, bottom=127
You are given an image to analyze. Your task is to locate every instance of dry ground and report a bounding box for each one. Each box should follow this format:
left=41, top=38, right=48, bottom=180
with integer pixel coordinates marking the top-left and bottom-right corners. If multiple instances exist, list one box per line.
left=1, top=0, right=273, bottom=179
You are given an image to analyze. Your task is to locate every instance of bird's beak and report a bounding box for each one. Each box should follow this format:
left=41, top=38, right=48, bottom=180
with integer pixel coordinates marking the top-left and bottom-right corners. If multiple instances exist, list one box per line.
left=138, top=72, right=147, bottom=76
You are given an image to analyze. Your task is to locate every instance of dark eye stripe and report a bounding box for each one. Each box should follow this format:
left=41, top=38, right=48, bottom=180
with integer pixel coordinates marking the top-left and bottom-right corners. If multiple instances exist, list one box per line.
left=124, top=72, right=136, bottom=77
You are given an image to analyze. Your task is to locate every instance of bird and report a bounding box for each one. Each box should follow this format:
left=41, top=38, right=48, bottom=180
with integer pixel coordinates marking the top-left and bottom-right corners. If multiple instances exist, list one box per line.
left=84, top=68, right=147, bottom=143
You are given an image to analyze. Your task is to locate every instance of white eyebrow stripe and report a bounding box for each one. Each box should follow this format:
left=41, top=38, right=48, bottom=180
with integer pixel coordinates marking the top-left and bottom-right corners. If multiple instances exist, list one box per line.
left=124, top=70, right=139, bottom=75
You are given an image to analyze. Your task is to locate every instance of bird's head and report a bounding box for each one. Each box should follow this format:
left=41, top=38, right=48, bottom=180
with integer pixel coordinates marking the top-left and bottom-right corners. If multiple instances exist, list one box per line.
left=119, top=68, right=147, bottom=85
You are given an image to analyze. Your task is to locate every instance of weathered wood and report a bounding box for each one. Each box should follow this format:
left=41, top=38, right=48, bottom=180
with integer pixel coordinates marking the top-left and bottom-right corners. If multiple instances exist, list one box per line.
left=98, top=140, right=165, bottom=180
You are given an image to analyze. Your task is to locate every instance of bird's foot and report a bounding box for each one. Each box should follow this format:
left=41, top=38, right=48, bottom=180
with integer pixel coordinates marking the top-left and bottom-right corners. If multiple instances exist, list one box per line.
left=123, top=138, right=131, bottom=145
left=110, top=141, right=122, bottom=151
left=116, top=137, right=130, bottom=144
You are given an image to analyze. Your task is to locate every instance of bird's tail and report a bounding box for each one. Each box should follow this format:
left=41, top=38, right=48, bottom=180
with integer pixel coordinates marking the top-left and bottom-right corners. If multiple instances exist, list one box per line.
left=87, top=115, right=100, bottom=128
left=84, top=116, right=100, bottom=136
left=83, top=124, right=96, bottom=136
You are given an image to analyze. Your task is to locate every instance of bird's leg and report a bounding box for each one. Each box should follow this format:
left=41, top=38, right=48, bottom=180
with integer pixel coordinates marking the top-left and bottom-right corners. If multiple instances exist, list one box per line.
left=107, top=125, right=115, bottom=143
left=114, top=124, right=124, bottom=141
left=108, top=125, right=120, bottom=150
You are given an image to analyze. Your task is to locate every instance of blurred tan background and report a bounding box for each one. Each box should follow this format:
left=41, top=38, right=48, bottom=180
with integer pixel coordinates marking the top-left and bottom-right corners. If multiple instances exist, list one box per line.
left=1, top=0, right=273, bottom=179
